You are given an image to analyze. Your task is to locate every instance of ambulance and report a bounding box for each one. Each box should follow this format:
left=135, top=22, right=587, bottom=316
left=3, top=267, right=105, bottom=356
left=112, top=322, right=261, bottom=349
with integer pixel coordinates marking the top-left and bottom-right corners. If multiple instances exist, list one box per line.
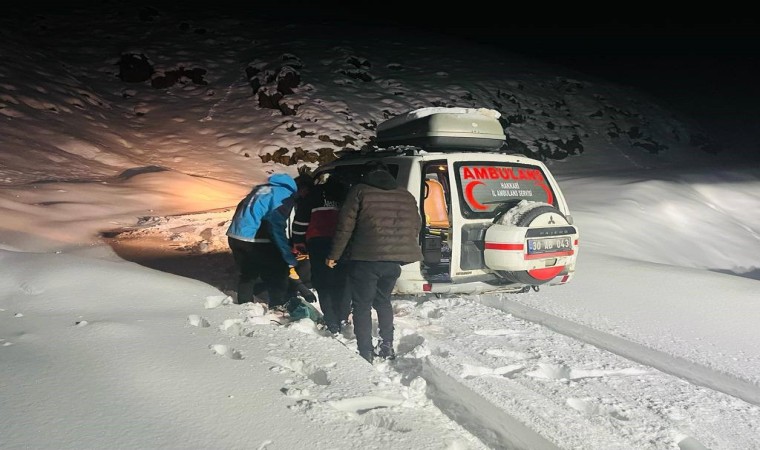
left=313, top=107, right=579, bottom=295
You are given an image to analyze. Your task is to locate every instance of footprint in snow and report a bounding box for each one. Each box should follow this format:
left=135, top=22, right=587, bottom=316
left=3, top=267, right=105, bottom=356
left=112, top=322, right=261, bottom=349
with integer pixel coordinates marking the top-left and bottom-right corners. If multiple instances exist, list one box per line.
left=204, top=294, right=232, bottom=309
left=397, top=332, right=425, bottom=356
left=209, top=344, right=243, bottom=360
left=525, top=363, right=572, bottom=380
left=328, top=394, right=416, bottom=432
left=266, top=356, right=330, bottom=386
left=361, top=411, right=413, bottom=432
left=280, top=386, right=311, bottom=399
left=675, top=435, right=710, bottom=450
left=474, top=328, right=524, bottom=336
left=566, top=397, right=630, bottom=421
left=187, top=315, right=210, bottom=327
left=329, top=395, right=405, bottom=415
left=244, top=303, right=282, bottom=325
left=526, top=362, right=649, bottom=381
left=255, top=440, right=273, bottom=450
left=19, top=282, right=44, bottom=295
left=416, top=303, right=445, bottom=319
left=461, top=363, right=525, bottom=379
left=244, top=302, right=268, bottom=317
left=219, top=318, right=248, bottom=336
left=288, top=318, right=322, bottom=336
left=484, top=347, right=536, bottom=360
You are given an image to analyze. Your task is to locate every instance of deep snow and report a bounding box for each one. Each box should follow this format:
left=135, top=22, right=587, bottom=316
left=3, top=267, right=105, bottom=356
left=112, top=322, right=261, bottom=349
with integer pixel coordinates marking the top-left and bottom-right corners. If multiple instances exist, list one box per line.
left=1, top=4, right=759, bottom=450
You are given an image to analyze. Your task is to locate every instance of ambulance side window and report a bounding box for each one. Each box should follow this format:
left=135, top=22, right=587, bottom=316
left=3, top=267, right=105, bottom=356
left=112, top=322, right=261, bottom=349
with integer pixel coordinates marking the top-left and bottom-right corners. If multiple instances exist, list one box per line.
left=423, top=161, right=449, bottom=202
left=422, top=161, right=450, bottom=229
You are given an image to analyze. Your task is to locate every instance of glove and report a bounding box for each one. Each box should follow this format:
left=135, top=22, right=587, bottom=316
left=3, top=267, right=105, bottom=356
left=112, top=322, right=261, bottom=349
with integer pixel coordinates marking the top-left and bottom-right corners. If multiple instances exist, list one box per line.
left=290, top=277, right=317, bottom=303
left=300, top=286, right=317, bottom=303
left=292, top=243, right=307, bottom=255
left=288, top=266, right=300, bottom=280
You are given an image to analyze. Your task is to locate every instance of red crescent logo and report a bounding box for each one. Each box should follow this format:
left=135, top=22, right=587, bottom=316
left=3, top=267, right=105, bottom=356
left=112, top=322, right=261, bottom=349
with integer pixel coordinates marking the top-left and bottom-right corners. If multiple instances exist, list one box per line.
left=465, top=181, right=487, bottom=210
left=536, top=180, right=554, bottom=205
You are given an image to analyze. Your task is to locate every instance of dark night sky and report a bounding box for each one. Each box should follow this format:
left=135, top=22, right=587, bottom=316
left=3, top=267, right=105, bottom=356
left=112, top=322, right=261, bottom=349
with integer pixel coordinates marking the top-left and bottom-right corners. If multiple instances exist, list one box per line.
left=302, top=5, right=760, bottom=153
left=461, top=22, right=760, bottom=152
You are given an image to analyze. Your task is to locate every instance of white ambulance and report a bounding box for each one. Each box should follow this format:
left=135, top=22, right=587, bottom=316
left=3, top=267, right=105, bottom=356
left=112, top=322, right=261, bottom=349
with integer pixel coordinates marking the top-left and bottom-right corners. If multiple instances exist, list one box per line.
left=314, top=107, right=579, bottom=295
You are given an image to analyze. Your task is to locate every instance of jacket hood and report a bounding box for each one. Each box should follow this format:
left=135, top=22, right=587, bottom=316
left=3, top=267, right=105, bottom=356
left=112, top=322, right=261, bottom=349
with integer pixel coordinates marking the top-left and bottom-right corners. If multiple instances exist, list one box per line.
left=362, top=170, right=397, bottom=190
left=267, top=173, right=297, bottom=193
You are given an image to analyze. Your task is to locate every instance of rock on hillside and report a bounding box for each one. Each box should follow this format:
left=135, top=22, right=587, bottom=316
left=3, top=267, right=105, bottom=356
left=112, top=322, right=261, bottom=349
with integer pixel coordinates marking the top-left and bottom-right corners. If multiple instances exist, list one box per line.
left=0, top=4, right=716, bottom=185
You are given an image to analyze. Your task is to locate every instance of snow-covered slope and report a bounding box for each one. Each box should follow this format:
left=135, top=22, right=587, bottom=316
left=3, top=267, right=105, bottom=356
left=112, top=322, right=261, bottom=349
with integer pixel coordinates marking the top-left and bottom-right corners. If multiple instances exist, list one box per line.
left=2, top=4, right=759, bottom=450
left=1, top=3, right=718, bottom=189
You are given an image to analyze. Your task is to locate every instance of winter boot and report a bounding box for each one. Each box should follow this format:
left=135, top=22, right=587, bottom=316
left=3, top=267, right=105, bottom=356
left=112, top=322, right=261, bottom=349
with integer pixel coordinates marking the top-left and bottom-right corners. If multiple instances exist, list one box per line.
left=326, top=322, right=341, bottom=336
left=375, top=340, right=396, bottom=360
left=359, top=350, right=374, bottom=364
left=340, top=320, right=355, bottom=340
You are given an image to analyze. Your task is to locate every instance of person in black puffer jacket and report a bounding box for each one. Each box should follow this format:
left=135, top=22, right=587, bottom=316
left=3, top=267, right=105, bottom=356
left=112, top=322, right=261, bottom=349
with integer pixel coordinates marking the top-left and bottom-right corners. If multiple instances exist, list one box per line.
left=327, top=160, right=423, bottom=363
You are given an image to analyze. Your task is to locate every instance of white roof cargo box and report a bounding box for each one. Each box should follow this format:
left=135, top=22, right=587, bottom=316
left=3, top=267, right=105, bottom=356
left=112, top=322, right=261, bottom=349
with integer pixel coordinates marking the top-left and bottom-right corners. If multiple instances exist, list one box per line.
left=376, top=107, right=506, bottom=151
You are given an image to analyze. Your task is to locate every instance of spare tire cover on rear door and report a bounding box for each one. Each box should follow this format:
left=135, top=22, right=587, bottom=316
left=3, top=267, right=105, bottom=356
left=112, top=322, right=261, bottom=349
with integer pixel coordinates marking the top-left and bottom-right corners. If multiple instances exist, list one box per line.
left=485, top=200, right=575, bottom=285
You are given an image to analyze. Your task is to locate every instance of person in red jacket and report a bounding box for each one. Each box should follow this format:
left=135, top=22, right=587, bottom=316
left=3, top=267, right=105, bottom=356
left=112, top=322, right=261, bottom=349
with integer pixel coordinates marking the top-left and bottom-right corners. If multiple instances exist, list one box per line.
left=292, top=172, right=350, bottom=334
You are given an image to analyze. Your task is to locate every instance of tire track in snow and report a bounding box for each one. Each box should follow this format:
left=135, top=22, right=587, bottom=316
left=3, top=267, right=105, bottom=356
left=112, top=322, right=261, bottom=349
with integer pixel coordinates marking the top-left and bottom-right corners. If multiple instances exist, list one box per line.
left=421, top=362, right=561, bottom=450
left=478, top=295, right=760, bottom=407
left=391, top=297, right=759, bottom=449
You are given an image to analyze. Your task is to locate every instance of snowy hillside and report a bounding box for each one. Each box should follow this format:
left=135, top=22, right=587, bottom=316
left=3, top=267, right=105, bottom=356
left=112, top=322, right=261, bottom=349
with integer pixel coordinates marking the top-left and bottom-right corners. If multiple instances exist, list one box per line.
left=0, top=3, right=718, bottom=189
left=2, top=4, right=759, bottom=450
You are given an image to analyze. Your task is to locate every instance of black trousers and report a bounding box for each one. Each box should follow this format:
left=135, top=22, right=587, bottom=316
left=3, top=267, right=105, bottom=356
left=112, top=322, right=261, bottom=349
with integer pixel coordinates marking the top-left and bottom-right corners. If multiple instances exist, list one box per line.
left=308, top=238, right=350, bottom=329
left=228, top=237, right=288, bottom=306
left=347, top=260, right=400, bottom=354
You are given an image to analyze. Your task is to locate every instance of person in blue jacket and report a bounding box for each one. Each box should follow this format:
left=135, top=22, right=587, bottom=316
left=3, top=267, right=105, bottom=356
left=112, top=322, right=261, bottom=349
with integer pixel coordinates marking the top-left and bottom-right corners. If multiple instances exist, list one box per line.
left=226, top=172, right=309, bottom=306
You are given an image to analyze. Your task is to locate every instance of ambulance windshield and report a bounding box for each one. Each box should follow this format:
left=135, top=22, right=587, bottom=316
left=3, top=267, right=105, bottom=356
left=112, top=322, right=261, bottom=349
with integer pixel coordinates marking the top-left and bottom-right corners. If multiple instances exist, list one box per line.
left=454, top=162, right=556, bottom=218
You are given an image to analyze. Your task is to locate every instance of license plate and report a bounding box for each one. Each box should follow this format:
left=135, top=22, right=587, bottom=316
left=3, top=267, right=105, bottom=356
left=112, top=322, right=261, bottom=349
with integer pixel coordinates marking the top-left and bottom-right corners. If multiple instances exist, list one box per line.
left=527, top=237, right=572, bottom=254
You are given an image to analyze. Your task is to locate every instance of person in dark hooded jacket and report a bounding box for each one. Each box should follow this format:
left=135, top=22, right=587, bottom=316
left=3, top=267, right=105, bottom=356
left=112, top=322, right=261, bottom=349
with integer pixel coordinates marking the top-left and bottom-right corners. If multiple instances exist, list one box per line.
left=327, top=161, right=423, bottom=363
